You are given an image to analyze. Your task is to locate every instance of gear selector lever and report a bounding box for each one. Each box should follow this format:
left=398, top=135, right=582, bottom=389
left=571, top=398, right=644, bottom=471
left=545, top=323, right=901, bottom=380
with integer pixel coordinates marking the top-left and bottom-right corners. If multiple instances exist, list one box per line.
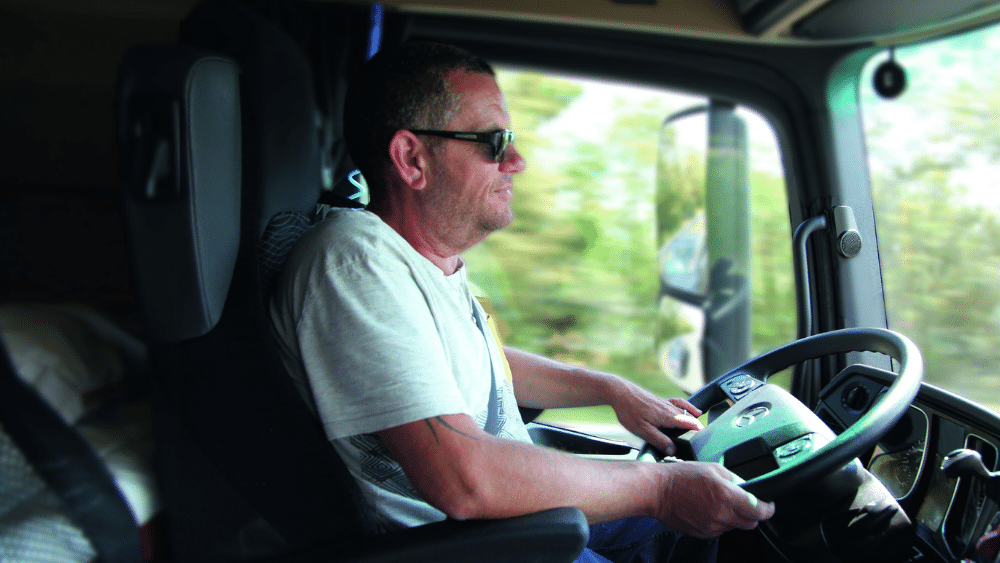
left=942, top=449, right=1000, bottom=499
left=942, top=449, right=1000, bottom=562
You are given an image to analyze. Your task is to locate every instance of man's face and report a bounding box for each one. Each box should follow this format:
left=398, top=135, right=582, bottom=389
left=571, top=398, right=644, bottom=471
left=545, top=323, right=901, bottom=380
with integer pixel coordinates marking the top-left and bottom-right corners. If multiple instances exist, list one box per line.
left=422, top=71, right=527, bottom=244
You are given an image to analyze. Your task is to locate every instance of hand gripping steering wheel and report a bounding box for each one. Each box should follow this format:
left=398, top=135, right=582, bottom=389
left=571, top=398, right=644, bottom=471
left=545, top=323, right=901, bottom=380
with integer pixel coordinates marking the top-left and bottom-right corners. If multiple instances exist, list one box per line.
left=642, top=328, right=922, bottom=502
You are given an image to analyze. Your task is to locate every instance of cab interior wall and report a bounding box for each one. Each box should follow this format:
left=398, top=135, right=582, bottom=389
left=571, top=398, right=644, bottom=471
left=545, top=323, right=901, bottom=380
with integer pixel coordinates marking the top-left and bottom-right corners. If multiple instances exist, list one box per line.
left=1, top=5, right=181, bottom=187
left=817, top=48, right=897, bottom=379
left=1, top=3, right=183, bottom=326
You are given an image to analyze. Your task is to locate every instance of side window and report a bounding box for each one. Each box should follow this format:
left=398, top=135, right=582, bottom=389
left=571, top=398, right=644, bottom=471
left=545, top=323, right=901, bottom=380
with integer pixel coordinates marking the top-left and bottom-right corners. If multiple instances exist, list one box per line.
left=861, top=26, right=1000, bottom=413
left=465, top=68, right=794, bottom=437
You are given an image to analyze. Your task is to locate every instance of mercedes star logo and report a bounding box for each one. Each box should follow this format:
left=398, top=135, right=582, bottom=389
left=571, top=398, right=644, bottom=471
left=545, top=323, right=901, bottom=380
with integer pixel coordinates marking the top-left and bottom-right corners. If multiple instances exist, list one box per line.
left=734, top=404, right=770, bottom=428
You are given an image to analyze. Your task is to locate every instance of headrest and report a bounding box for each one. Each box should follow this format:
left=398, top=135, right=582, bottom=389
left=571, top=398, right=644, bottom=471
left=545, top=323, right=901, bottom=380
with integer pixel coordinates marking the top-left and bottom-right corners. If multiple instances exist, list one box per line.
left=183, top=0, right=326, bottom=237
left=117, top=45, right=241, bottom=344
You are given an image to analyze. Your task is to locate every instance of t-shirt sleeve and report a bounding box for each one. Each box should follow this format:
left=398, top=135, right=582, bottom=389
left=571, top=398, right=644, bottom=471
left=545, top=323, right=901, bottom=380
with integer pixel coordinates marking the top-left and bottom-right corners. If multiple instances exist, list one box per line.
left=293, top=240, right=468, bottom=440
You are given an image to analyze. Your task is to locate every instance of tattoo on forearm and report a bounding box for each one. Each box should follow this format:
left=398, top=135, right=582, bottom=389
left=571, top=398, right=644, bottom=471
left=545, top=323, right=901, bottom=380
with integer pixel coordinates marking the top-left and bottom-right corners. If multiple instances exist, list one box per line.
left=424, top=416, right=480, bottom=445
left=424, top=419, right=440, bottom=444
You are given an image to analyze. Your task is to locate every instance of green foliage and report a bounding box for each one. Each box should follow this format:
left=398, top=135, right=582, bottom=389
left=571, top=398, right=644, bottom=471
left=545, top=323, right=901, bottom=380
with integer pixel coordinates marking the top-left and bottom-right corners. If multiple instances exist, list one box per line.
left=497, top=72, right=582, bottom=129
left=748, top=169, right=795, bottom=353
left=656, top=134, right=706, bottom=246
left=468, top=69, right=797, bottom=415
left=470, top=29, right=1000, bottom=423
left=467, top=70, right=688, bottom=402
left=871, top=156, right=1000, bottom=395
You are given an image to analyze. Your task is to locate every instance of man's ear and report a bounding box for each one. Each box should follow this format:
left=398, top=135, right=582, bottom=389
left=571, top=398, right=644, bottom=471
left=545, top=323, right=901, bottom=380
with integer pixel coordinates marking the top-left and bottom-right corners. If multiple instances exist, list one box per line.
left=388, top=130, right=429, bottom=191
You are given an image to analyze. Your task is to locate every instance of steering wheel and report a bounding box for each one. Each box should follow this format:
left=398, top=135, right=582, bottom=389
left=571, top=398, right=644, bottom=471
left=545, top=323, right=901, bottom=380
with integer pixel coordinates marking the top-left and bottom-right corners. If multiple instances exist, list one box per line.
left=642, top=328, right=922, bottom=502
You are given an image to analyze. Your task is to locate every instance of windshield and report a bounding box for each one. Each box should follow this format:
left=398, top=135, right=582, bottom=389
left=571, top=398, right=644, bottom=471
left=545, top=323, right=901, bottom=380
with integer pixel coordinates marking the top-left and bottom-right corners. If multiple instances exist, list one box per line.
left=861, top=24, right=1000, bottom=413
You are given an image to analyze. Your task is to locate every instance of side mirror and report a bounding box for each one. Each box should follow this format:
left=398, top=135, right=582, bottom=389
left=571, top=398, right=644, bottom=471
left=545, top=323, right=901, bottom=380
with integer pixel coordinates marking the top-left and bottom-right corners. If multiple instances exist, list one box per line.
left=659, top=212, right=707, bottom=306
left=655, top=101, right=751, bottom=393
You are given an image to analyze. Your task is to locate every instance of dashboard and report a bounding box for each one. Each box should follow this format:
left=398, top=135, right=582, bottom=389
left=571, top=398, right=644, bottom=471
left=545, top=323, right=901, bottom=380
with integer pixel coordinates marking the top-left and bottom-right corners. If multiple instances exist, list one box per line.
left=816, top=369, right=1000, bottom=563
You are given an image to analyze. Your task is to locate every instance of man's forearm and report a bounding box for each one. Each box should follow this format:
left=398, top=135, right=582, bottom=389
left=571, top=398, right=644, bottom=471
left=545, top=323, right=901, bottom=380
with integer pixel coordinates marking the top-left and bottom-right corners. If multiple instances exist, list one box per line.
left=504, top=346, right=624, bottom=410
left=383, top=413, right=666, bottom=525
left=379, top=413, right=774, bottom=536
left=442, top=420, right=664, bottom=524
left=503, top=346, right=703, bottom=455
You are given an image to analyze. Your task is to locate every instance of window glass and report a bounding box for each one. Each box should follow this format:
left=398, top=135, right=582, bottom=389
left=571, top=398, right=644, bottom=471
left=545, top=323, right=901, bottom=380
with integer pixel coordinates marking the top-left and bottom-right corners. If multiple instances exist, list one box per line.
left=861, top=26, right=1000, bottom=414
left=466, top=68, right=794, bottom=440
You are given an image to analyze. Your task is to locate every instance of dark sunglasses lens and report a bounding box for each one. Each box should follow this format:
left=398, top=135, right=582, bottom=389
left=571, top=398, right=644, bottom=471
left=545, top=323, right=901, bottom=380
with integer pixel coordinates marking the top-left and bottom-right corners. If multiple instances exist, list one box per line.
left=493, top=130, right=514, bottom=162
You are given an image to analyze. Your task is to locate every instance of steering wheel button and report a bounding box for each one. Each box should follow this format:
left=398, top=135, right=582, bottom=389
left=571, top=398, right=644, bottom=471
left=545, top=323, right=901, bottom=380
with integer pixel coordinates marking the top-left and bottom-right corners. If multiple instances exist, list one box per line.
left=777, top=443, right=802, bottom=458
left=776, top=436, right=813, bottom=460
left=727, top=376, right=757, bottom=396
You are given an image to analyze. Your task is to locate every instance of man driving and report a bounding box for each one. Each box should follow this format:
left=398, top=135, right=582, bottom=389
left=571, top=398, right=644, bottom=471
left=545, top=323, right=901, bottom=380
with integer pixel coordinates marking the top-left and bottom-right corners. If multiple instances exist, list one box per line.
left=269, top=40, right=774, bottom=563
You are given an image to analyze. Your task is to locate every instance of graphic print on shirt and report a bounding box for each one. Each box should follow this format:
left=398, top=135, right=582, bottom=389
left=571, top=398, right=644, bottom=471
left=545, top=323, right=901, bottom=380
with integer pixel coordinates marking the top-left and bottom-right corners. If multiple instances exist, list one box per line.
left=474, top=378, right=525, bottom=441
left=350, top=433, right=422, bottom=500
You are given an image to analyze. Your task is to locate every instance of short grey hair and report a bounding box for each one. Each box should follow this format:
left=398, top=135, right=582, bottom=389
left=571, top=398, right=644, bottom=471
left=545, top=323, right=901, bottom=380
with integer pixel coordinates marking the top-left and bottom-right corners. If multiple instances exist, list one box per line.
left=343, top=41, right=495, bottom=209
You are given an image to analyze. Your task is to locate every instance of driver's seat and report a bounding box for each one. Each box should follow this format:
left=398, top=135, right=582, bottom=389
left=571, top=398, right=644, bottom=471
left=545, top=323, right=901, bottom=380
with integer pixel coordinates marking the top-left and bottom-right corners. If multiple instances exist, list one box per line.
left=116, top=1, right=588, bottom=561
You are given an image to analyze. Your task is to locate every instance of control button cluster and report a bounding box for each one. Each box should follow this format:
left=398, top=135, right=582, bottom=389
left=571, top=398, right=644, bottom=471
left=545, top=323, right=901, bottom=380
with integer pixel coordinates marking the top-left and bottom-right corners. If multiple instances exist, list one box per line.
left=776, top=435, right=813, bottom=460
left=774, top=433, right=830, bottom=467
left=724, top=373, right=760, bottom=400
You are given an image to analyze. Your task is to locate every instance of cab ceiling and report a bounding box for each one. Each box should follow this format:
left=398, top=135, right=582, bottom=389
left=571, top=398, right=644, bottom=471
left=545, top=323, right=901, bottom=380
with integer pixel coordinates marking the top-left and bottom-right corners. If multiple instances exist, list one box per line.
left=386, top=0, right=1000, bottom=45
left=10, top=0, right=1000, bottom=46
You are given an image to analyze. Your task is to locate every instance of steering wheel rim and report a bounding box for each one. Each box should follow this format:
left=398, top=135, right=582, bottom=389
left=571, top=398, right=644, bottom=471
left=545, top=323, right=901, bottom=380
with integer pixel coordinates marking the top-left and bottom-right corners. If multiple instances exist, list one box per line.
left=662, top=328, right=922, bottom=501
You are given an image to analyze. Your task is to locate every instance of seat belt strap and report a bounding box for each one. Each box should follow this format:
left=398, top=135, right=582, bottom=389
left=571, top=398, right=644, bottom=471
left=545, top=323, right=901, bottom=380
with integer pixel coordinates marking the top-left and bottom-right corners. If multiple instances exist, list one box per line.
left=475, top=296, right=513, bottom=383
left=0, top=343, right=141, bottom=563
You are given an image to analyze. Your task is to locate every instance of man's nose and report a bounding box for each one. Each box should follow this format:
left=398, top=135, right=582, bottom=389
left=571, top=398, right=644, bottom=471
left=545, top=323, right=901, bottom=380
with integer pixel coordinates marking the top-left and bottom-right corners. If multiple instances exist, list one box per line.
left=500, top=145, right=527, bottom=174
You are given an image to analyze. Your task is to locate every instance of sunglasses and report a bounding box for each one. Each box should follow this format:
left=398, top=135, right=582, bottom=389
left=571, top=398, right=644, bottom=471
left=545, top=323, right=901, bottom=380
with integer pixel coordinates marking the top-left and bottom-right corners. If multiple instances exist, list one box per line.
left=409, top=129, right=515, bottom=163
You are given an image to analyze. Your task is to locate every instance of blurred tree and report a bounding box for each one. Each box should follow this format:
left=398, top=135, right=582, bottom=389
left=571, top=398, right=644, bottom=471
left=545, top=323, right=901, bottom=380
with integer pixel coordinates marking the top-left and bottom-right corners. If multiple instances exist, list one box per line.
left=471, top=31, right=1000, bottom=418
left=468, top=71, right=687, bottom=395
left=656, top=121, right=706, bottom=247
left=749, top=169, right=794, bottom=353
left=872, top=155, right=1000, bottom=393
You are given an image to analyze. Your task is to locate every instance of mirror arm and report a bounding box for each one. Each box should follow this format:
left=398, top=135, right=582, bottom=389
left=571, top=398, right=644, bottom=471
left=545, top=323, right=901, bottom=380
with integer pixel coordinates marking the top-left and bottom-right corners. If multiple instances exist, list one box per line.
left=660, top=282, right=706, bottom=307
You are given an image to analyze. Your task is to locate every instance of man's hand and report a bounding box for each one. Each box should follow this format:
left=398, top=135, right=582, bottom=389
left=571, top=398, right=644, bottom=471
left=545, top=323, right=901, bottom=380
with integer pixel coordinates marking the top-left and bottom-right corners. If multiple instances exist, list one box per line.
left=656, top=462, right=776, bottom=538
left=607, top=381, right=703, bottom=455
left=503, top=347, right=704, bottom=455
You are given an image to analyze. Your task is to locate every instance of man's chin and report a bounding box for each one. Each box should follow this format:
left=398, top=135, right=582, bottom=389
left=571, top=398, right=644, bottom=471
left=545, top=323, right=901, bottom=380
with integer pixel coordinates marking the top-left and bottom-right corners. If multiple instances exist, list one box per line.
left=480, top=207, right=514, bottom=234
left=497, top=204, right=515, bottom=229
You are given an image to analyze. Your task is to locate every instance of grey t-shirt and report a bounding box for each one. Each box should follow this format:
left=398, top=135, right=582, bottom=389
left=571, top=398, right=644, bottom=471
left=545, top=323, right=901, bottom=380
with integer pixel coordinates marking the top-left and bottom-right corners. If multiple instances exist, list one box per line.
left=270, top=208, right=529, bottom=531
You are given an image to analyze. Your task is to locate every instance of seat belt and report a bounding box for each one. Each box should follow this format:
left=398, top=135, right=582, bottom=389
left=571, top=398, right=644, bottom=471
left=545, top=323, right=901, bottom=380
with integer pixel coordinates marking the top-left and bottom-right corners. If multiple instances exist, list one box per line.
left=474, top=296, right=512, bottom=383
left=0, top=343, right=141, bottom=563
left=471, top=296, right=514, bottom=436
left=473, top=296, right=547, bottom=424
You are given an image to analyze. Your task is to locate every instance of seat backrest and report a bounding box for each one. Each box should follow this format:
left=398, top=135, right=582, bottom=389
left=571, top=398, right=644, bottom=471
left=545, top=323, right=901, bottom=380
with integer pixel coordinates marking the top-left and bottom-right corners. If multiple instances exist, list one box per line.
left=117, top=22, right=375, bottom=561
left=118, top=44, right=242, bottom=346
left=182, top=0, right=368, bottom=299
